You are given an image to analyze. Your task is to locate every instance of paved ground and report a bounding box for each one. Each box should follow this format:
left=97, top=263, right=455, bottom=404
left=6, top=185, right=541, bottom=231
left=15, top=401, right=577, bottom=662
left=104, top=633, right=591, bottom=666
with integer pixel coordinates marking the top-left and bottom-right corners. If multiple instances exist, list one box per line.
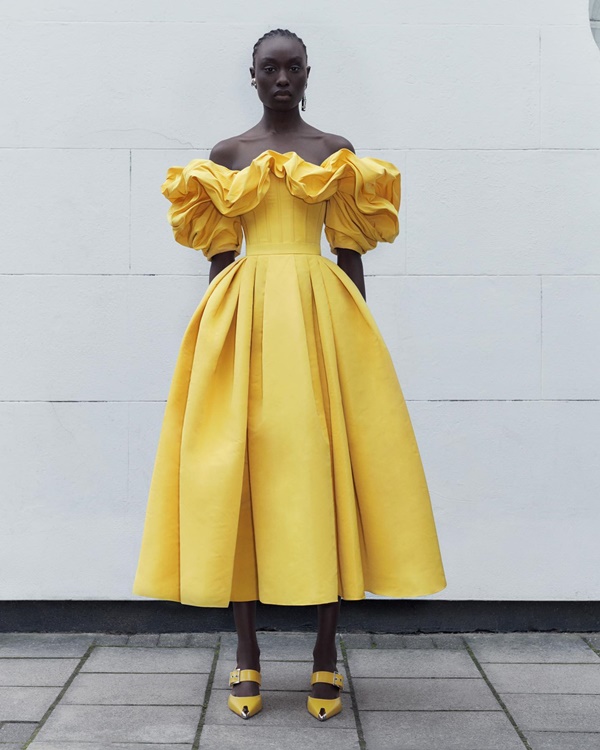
left=0, top=631, right=599, bottom=749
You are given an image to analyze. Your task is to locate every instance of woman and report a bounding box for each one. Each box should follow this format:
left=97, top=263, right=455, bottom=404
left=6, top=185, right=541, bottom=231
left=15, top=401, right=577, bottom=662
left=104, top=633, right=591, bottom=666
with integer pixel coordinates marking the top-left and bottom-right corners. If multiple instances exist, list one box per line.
left=133, top=28, right=447, bottom=722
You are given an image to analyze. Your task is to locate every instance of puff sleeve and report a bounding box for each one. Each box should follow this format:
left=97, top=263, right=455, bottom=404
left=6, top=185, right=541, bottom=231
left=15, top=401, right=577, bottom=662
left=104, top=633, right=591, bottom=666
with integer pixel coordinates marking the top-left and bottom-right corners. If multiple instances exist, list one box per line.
left=161, top=161, right=243, bottom=260
left=324, top=156, right=400, bottom=254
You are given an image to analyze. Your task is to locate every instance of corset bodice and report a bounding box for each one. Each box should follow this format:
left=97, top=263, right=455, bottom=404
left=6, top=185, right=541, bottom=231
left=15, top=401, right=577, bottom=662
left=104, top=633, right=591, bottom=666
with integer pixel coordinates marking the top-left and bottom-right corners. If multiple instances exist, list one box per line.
left=241, top=177, right=325, bottom=256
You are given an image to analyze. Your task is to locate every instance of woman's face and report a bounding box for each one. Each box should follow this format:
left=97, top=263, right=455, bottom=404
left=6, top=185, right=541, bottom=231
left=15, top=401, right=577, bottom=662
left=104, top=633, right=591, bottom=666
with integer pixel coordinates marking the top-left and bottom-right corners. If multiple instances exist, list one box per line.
left=251, top=36, right=310, bottom=111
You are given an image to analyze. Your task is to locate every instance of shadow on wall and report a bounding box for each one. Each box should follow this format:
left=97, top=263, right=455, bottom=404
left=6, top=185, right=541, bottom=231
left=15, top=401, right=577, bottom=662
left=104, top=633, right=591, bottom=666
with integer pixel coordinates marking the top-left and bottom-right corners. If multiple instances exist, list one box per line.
left=591, top=0, right=600, bottom=48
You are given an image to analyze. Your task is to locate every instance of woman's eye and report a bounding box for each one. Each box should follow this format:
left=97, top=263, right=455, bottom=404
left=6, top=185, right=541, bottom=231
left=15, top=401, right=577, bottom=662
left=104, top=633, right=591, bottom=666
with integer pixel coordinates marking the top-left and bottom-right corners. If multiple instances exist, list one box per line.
left=263, top=66, right=275, bottom=73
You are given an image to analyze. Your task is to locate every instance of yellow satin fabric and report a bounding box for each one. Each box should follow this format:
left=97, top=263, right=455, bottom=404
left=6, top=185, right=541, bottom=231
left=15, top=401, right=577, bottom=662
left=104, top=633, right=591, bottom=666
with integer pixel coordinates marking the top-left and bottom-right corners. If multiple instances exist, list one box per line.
left=132, top=149, right=447, bottom=608
left=159, top=148, right=400, bottom=258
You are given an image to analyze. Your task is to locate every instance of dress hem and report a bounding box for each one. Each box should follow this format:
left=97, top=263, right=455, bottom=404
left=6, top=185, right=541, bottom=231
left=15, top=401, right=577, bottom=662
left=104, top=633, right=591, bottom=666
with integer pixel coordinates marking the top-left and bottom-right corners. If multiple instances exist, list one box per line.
left=132, top=580, right=448, bottom=609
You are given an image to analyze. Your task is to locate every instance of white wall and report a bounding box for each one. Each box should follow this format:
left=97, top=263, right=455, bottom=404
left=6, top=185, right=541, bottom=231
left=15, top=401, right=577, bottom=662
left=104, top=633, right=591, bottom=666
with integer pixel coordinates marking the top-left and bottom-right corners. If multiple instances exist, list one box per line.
left=1, top=0, right=599, bottom=603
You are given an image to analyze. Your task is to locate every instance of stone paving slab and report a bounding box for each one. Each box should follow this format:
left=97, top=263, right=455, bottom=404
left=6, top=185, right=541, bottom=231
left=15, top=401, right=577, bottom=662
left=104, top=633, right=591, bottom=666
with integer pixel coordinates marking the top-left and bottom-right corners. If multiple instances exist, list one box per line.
left=432, top=634, right=468, bottom=649
left=61, top=672, right=209, bottom=705
left=127, top=633, right=160, bottom=647
left=360, top=709, right=525, bottom=750
left=30, top=745, right=191, bottom=750
left=0, top=721, right=37, bottom=742
left=347, top=648, right=481, bottom=678
left=158, top=633, right=192, bottom=647
left=29, top=740, right=191, bottom=750
left=482, top=663, right=600, bottom=693
left=33, top=704, right=200, bottom=744
left=207, top=687, right=355, bottom=727
left=218, top=646, right=314, bottom=662
left=188, top=632, right=220, bottom=648
left=0, top=686, right=63, bottom=721
left=584, top=634, right=600, bottom=650
left=255, top=631, right=330, bottom=646
left=339, top=633, right=373, bottom=648
left=499, top=693, right=600, bottom=732
left=523, top=731, right=600, bottom=750
left=199, top=725, right=361, bottom=749
left=0, top=633, right=95, bottom=658
left=81, top=646, right=213, bottom=673
left=352, top=676, right=500, bottom=710
left=465, top=633, right=599, bottom=663
left=0, top=658, right=79, bottom=686
left=372, top=634, right=437, bottom=649
left=92, top=634, right=129, bottom=646
left=219, top=631, right=323, bottom=661
left=216, top=654, right=347, bottom=691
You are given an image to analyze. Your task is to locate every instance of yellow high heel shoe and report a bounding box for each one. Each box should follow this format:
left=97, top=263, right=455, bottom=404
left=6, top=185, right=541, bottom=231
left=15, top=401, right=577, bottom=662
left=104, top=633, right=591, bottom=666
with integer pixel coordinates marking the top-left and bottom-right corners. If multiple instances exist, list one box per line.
left=227, top=667, right=263, bottom=719
left=306, top=670, right=344, bottom=721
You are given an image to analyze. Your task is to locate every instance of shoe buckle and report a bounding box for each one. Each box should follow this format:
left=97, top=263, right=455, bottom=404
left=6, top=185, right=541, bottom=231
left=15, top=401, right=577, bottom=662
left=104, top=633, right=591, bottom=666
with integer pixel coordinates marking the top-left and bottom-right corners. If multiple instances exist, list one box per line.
left=229, top=668, right=241, bottom=687
left=332, top=671, right=344, bottom=690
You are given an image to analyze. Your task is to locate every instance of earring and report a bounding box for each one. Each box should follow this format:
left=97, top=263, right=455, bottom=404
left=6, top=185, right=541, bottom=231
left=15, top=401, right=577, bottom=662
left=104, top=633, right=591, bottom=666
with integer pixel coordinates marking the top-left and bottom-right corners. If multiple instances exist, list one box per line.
left=251, top=78, right=257, bottom=88
left=301, top=90, right=307, bottom=111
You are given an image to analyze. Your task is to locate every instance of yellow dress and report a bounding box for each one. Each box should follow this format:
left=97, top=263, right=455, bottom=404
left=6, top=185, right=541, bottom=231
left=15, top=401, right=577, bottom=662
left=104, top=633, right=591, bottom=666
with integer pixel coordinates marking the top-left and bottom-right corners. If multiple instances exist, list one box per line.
left=132, top=148, right=447, bottom=608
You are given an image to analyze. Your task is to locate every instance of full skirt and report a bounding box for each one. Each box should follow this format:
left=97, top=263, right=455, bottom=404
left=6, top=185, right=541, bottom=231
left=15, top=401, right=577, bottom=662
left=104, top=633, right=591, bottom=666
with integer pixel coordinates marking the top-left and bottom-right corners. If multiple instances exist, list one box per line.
left=132, top=254, right=447, bottom=607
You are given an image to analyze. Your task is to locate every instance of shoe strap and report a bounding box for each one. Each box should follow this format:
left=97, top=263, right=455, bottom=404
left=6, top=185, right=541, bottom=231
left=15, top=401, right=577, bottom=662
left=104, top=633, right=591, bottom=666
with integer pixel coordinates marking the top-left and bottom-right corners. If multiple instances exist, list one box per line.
left=229, top=668, right=261, bottom=687
left=310, top=670, right=344, bottom=691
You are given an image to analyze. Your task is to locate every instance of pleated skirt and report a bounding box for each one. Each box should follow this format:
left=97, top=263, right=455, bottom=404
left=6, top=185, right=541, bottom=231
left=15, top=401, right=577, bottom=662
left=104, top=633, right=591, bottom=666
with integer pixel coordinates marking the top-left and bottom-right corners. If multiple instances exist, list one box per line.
left=132, top=253, right=447, bottom=607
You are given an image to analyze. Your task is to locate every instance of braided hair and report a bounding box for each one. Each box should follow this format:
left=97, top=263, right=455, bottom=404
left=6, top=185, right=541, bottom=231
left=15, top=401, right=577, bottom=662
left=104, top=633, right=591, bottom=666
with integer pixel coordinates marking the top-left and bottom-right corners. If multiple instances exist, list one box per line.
left=252, top=28, right=308, bottom=66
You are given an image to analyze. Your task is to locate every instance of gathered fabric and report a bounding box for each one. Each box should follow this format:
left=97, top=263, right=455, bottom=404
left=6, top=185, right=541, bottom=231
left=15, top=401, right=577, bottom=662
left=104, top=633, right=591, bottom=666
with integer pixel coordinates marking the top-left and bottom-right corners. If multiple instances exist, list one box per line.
left=132, top=148, right=446, bottom=608
left=160, top=148, right=400, bottom=257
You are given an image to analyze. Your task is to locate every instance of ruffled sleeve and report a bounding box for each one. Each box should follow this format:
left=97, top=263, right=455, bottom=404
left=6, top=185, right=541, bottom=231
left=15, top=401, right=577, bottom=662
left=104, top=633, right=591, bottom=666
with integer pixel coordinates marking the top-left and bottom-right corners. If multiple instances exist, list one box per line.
left=323, top=154, right=400, bottom=254
left=161, top=161, right=243, bottom=260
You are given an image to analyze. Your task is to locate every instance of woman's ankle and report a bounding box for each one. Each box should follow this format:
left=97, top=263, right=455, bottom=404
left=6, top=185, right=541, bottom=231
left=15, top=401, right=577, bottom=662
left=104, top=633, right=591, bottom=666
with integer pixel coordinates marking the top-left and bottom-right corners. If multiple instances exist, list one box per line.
left=236, top=642, right=261, bottom=670
left=312, top=643, right=337, bottom=672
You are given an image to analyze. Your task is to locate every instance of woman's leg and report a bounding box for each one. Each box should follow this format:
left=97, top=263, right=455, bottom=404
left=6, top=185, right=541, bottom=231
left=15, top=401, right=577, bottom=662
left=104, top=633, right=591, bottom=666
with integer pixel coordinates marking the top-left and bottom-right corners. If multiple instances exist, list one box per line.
left=311, top=597, right=341, bottom=699
left=231, top=600, right=261, bottom=697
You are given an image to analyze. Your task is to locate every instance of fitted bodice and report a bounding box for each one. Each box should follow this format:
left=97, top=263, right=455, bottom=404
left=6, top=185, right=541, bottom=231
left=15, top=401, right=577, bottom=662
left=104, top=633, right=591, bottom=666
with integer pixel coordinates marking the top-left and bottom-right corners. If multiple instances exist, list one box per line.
left=241, top=176, right=326, bottom=256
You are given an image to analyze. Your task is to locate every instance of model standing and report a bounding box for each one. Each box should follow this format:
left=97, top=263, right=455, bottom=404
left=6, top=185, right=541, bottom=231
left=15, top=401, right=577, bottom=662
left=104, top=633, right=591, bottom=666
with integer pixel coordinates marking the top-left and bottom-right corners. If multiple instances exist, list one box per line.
left=133, top=28, right=446, bottom=722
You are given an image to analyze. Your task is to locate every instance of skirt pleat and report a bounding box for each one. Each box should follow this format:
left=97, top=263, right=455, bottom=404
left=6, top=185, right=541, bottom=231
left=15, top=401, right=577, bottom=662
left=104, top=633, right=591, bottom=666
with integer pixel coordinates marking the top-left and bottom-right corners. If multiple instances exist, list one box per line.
left=132, top=255, right=446, bottom=608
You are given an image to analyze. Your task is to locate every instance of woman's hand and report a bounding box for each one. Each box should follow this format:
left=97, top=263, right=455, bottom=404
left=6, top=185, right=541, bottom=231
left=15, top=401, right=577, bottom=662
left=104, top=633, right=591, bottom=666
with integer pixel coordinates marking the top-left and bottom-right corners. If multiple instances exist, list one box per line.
left=336, top=248, right=366, bottom=301
left=209, top=251, right=236, bottom=283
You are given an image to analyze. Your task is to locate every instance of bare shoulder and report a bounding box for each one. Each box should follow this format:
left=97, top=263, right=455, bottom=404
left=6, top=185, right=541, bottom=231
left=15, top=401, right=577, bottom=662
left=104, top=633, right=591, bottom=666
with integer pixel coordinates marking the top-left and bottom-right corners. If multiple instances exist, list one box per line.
left=208, top=137, right=240, bottom=169
left=323, top=132, right=355, bottom=155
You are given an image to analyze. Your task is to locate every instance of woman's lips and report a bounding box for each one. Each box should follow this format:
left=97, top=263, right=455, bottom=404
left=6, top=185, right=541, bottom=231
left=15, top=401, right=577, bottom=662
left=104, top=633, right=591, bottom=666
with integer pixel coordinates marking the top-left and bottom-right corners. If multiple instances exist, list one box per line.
left=274, top=91, right=292, bottom=98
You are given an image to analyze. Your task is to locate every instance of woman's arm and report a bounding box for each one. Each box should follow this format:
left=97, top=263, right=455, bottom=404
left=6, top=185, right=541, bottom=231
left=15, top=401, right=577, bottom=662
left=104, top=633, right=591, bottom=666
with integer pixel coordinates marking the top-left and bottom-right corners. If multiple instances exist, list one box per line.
left=336, top=247, right=366, bottom=301
left=206, top=140, right=239, bottom=283
left=324, top=136, right=366, bottom=299
left=209, top=250, right=236, bottom=283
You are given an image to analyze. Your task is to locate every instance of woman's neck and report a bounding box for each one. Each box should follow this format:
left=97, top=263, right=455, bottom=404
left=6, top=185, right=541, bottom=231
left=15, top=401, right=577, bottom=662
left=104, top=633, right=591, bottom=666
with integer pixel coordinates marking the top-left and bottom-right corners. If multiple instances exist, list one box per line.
left=257, top=106, right=306, bottom=135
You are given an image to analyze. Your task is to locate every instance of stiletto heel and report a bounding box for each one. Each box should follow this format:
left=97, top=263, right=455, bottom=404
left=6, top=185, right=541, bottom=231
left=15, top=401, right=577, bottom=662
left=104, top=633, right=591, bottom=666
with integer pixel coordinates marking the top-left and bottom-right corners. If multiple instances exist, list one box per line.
left=227, top=667, right=263, bottom=719
left=306, top=670, right=343, bottom=721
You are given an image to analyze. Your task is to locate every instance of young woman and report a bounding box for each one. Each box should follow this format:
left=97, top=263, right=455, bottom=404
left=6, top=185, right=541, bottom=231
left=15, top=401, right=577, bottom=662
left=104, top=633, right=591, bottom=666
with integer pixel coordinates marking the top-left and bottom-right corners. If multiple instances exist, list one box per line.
left=133, top=28, right=447, bottom=722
